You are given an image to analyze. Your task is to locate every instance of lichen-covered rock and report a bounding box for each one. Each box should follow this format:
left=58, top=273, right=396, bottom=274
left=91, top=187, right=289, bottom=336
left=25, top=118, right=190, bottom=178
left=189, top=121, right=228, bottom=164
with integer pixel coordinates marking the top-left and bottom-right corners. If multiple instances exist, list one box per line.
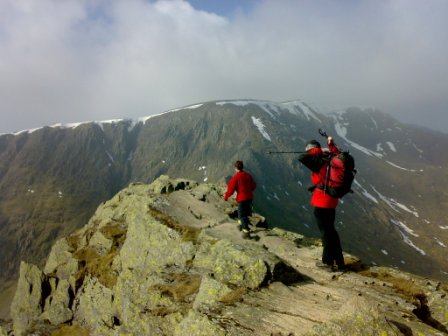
left=41, top=278, right=73, bottom=325
left=120, top=211, right=195, bottom=275
left=112, top=312, right=182, bottom=336
left=113, top=269, right=174, bottom=319
left=304, top=296, right=397, bottom=335
left=190, top=183, right=225, bottom=202
left=73, top=276, right=115, bottom=334
left=193, top=239, right=267, bottom=289
left=8, top=177, right=448, bottom=336
left=44, top=237, right=79, bottom=279
left=174, top=310, right=226, bottom=336
left=269, top=227, right=304, bottom=244
left=10, top=262, right=47, bottom=336
left=149, top=175, right=197, bottom=194
left=193, top=276, right=232, bottom=312
left=88, top=231, right=113, bottom=255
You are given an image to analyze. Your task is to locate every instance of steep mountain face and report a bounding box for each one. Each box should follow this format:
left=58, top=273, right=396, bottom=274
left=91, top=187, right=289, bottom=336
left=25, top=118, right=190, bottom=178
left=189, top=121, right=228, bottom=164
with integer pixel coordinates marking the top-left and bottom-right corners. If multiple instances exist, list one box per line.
left=0, top=100, right=447, bottom=303
left=4, top=177, right=448, bottom=335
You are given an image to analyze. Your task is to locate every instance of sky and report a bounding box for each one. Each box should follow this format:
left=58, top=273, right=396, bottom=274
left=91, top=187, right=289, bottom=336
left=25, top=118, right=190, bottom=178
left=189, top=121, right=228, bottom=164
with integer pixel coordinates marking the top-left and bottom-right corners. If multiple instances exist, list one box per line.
left=0, top=0, right=447, bottom=134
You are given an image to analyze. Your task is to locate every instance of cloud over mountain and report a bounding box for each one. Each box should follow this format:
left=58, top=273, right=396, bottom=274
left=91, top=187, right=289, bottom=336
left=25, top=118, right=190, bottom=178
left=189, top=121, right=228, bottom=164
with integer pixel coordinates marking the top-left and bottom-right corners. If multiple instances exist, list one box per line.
left=1, top=0, right=447, bottom=133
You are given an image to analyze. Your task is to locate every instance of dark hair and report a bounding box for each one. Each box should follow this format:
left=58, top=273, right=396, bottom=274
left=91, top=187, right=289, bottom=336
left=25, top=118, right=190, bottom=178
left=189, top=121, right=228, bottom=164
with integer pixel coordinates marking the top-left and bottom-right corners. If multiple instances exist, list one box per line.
left=305, top=140, right=321, bottom=152
left=234, top=160, right=244, bottom=170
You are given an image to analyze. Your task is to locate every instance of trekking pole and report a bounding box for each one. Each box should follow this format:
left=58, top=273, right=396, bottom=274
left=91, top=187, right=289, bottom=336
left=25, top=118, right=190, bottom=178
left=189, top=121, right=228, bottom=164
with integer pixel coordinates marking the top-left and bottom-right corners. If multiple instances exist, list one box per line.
left=318, top=128, right=328, bottom=138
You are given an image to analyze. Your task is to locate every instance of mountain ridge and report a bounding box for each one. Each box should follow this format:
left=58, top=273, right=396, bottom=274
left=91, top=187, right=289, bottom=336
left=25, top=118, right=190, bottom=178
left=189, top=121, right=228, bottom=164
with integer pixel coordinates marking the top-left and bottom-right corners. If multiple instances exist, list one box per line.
left=1, top=99, right=447, bottom=314
left=3, top=176, right=447, bottom=335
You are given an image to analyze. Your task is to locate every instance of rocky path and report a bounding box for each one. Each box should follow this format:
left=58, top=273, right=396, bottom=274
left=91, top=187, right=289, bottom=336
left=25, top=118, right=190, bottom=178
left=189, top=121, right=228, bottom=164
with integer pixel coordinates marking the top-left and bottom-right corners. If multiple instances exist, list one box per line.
left=4, top=177, right=448, bottom=336
left=162, top=180, right=447, bottom=335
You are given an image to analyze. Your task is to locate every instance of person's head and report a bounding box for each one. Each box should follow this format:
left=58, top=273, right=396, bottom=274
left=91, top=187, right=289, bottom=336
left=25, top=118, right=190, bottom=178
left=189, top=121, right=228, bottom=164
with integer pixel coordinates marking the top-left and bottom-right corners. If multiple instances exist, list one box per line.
left=234, top=160, right=244, bottom=171
left=305, top=140, right=321, bottom=152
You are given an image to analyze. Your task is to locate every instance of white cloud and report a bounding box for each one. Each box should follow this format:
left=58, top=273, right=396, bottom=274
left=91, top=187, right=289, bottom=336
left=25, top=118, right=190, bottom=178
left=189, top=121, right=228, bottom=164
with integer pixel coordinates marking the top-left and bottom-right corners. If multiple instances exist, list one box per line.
left=1, top=0, right=448, bottom=133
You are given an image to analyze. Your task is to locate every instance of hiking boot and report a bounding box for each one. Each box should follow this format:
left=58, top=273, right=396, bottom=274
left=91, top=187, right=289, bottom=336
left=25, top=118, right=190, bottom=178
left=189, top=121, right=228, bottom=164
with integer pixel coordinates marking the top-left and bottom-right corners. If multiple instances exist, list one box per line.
left=336, top=264, right=347, bottom=271
left=315, top=261, right=332, bottom=270
left=237, top=220, right=242, bottom=231
left=242, top=229, right=251, bottom=239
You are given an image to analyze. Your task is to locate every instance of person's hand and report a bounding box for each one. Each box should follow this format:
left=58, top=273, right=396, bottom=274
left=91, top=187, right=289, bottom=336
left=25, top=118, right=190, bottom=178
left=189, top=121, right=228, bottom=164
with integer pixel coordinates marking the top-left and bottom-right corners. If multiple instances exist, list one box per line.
left=224, top=196, right=228, bottom=201
left=327, top=136, right=334, bottom=145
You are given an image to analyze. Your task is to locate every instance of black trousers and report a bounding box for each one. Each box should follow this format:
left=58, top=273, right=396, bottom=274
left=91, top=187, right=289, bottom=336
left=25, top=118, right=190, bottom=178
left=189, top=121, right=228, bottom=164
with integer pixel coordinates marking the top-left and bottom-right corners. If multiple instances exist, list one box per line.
left=313, top=207, right=344, bottom=266
left=238, top=200, right=252, bottom=231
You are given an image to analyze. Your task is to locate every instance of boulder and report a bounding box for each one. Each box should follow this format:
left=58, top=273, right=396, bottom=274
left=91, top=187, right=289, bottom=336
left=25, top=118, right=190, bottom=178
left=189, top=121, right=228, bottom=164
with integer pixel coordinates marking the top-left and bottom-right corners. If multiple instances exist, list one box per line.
left=120, top=211, right=195, bottom=275
left=41, top=278, right=73, bottom=325
left=73, top=276, right=115, bottom=334
left=193, top=276, right=232, bottom=312
left=174, top=310, right=226, bottom=336
left=44, top=237, right=79, bottom=280
left=10, top=262, right=47, bottom=336
left=193, top=239, right=268, bottom=289
left=149, top=175, right=197, bottom=194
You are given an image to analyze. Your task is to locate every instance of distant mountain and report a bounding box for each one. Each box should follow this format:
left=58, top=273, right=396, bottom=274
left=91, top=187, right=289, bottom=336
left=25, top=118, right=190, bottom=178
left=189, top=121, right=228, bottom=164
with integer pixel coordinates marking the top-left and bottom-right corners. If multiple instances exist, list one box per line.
left=1, top=99, right=447, bottom=295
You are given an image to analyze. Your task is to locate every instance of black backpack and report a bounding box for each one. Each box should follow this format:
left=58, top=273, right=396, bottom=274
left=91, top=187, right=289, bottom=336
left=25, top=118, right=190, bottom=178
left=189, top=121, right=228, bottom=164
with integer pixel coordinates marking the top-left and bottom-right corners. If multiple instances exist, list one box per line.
left=298, top=151, right=356, bottom=198
left=320, top=151, right=356, bottom=198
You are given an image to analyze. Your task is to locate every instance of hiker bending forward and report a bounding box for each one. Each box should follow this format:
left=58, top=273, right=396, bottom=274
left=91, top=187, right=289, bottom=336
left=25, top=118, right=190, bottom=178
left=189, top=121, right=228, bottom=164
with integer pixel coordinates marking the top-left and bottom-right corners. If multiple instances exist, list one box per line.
left=305, top=137, right=345, bottom=270
left=224, top=161, right=256, bottom=238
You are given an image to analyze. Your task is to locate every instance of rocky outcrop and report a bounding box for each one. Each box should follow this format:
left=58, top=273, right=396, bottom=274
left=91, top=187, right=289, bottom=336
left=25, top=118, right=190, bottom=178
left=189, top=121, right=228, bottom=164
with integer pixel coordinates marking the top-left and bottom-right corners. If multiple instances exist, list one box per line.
left=7, top=176, right=448, bottom=335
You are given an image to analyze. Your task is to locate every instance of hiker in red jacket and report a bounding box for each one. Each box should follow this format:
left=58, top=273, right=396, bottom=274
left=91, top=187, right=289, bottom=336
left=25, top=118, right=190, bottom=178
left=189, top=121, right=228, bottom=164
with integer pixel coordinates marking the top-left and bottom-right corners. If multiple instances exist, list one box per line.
left=305, top=136, right=345, bottom=271
left=224, top=161, right=256, bottom=239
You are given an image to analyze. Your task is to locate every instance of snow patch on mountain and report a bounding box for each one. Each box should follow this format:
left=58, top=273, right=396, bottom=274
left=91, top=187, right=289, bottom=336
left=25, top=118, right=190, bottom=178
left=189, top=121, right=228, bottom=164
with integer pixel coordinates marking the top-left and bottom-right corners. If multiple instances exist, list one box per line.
left=376, top=143, right=384, bottom=152
left=332, top=113, right=383, bottom=158
left=168, top=103, right=203, bottom=113
left=371, top=186, right=419, bottom=217
left=368, top=115, right=378, bottom=129
left=411, top=142, right=424, bottom=154
left=105, top=151, right=115, bottom=163
left=386, top=141, right=396, bottom=152
left=400, top=232, right=426, bottom=255
left=353, top=181, right=378, bottom=204
left=198, top=165, right=208, bottom=182
left=386, top=161, right=418, bottom=172
left=390, top=219, right=419, bottom=237
left=281, top=101, right=321, bottom=122
left=216, top=100, right=281, bottom=118
left=8, top=103, right=203, bottom=135
left=434, top=237, right=447, bottom=248
left=251, top=116, right=272, bottom=141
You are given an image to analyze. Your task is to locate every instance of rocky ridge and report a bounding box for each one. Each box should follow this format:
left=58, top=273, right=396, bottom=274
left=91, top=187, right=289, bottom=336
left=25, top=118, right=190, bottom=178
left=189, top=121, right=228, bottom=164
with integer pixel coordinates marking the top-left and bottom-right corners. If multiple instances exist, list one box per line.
left=3, top=176, right=448, bottom=335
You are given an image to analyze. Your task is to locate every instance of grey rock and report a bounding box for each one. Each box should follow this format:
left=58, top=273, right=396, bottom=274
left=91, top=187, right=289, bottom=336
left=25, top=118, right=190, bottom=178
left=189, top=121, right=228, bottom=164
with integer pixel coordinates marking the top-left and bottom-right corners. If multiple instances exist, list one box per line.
left=73, top=276, right=115, bottom=335
left=149, top=175, right=197, bottom=194
left=193, top=238, right=268, bottom=289
left=43, top=237, right=79, bottom=279
left=8, top=177, right=448, bottom=336
left=10, top=262, right=46, bottom=336
left=193, top=276, right=232, bottom=311
left=88, top=231, right=113, bottom=255
left=174, top=310, right=226, bottom=336
left=41, top=278, right=73, bottom=325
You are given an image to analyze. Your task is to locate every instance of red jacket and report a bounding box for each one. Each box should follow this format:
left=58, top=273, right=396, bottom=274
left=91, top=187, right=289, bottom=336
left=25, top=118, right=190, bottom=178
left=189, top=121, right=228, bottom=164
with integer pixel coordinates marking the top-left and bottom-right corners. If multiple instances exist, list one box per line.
left=309, top=143, right=341, bottom=208
left=224, top=170, right=256, bottom=203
